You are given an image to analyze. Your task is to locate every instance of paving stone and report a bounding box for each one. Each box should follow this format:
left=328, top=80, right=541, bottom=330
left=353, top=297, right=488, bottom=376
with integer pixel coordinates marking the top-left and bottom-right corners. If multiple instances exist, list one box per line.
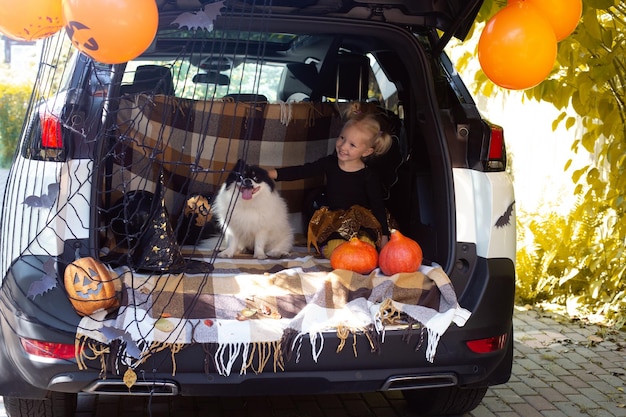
left=540, top=410, right=571, bottom=417
left=467, top=404, right=498, bottom=417
left=579, top=386, right=613, bottom=403
left=565, top=393, right=601, bottom=410
left=505, top=381, right=537, bottom=397
left=522, top=375, right=551, bottom=389
left=550, top=380, right=582, bottom=395
left=535, top=386, right=569, bottom=403
left=509, top=402, right=546, bottom=417
left=523, top=394, right=558, bottom=411
left=596, top=402, right=626, bottom=417
left=491, top=387, right=526, bottom=404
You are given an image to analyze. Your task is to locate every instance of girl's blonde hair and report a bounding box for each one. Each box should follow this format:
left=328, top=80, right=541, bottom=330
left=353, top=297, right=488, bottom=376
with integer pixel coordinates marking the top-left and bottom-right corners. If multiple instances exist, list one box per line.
left=343, top=102, right=393, bottom=158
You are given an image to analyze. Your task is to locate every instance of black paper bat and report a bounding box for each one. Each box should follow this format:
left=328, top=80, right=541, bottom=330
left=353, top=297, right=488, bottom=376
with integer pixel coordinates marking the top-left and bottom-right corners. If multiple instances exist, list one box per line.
left=23, top=183, right=60, bottom=208
left=27, top=257, right=58, bottom=299
left=100, top=326, right=142, bottom=359
left=495, top=201, right=515, bottom=228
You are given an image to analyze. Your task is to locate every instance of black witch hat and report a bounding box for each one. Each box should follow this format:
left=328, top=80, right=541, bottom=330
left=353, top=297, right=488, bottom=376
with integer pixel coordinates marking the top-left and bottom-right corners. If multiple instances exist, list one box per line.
left=131, top=172, right=212, bottom=273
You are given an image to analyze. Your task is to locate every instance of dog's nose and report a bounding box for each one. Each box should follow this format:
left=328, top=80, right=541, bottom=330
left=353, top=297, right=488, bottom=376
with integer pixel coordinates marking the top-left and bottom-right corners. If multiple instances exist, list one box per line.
left=241, top=178, right=254, bottom=188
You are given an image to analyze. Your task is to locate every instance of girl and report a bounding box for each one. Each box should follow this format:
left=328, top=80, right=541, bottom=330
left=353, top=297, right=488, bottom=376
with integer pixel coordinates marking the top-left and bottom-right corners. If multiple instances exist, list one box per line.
left=268, top=106, right=394, bottom=258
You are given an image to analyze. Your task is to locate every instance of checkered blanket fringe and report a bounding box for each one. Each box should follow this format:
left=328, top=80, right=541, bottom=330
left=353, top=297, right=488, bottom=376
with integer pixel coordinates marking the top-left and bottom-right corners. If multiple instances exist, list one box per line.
left=75, top=251, right=471, bottom=377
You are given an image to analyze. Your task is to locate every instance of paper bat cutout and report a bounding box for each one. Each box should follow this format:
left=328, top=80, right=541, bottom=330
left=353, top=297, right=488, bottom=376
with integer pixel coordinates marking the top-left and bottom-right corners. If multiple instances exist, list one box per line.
left=27, top=257, right=58, bottom=299
left=171, top=1, right=224, bottom=31
left=495, top=201, right=515, bottom=228
left=23, top=183, right=60, bottom=208
left=100, top=326, right=142, bottom=359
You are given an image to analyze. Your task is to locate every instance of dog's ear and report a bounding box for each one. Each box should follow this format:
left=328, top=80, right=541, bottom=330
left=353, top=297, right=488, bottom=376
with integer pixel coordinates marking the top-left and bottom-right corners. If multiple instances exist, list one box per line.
left=233, top=159, right=248, bottom=174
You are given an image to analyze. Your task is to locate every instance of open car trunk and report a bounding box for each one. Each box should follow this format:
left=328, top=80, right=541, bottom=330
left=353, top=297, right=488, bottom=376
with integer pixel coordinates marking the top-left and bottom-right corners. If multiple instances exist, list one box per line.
left=79, top=11, right=467, bottom=375
left=94, top=11, right=459, bottom=275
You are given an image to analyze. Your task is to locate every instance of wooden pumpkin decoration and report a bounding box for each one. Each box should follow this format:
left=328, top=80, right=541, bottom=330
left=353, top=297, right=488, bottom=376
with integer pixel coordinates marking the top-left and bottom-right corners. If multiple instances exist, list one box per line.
left=330, top=237, right=378, bottom=274
left=379, top=229, right=423, bottom=276
left=64, top=257, right=119, bottom=316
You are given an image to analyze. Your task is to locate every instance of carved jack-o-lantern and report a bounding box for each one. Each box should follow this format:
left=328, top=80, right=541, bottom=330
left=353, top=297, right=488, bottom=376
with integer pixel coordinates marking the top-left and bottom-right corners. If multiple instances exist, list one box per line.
left=64, top=257, right=119, bottom=316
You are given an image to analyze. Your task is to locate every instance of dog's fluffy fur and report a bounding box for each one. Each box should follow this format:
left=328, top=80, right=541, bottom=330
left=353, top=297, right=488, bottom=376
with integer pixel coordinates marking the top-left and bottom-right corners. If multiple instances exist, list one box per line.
left=213, top=160, right=293, bottom=259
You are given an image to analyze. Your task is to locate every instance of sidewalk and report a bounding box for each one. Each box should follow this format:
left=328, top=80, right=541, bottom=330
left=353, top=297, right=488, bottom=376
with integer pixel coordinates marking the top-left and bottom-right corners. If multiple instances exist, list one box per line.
left=475, top=306, right=625, bottom=417
left=0, top=307, right=623, bottom=417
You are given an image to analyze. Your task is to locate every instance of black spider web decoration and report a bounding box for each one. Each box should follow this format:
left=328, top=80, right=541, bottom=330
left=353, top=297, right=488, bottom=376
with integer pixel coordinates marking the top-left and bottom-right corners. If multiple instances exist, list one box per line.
left=0, top=1, right=280, bottom=375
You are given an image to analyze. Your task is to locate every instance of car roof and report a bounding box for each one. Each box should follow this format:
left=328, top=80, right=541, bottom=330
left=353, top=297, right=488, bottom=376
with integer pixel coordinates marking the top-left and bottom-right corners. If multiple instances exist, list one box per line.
left=158, top=0, right=484, bottom=48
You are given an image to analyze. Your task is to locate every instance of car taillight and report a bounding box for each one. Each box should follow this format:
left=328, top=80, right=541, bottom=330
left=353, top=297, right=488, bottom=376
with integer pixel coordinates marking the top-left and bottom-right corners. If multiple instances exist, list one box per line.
left=485, top=124, right=506, bottom=171
left=20, top=338, right=78, bottom=360
left=466, top=333, right=507, bottom=354
left=40, top=112, right=63, bottom=149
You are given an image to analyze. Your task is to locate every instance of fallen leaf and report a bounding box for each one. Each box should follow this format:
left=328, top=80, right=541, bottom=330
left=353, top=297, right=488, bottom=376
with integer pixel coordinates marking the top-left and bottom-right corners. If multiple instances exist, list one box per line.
left=241, top=308, right=257, bottom=318
left=155, top=318, right=175, bottom=332
left=123, top=368, right=137, bottom=389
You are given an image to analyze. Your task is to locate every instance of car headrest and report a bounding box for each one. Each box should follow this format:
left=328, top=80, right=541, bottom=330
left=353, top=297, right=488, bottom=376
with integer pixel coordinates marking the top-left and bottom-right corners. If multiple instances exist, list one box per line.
left=121, top=65, right=175, bottom=96
left=315, top=54, right=369, bottom=101
left=278, top=62, right=318, bottom=102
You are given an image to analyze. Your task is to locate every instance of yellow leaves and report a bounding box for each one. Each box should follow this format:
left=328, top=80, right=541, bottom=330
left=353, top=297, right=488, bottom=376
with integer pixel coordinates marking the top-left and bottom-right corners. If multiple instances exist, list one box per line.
left=552, top=111, right=567, bottom=131
left=550, top=111, right=577, bottom=132
left=0, top=81, right=31, bottom=166
left=470, top=0, right=626, bottom=329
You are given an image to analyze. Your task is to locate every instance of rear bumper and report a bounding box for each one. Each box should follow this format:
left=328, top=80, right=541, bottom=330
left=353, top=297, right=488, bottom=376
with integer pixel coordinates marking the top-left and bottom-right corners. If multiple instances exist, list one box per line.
left=0, top=256, right=514, bottom=398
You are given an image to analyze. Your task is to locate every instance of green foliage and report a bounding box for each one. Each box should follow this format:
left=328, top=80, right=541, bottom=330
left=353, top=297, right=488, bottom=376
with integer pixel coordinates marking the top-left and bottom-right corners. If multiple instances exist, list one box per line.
left=0, top=83, right=31, bottom=168
left=469, top=0, right=626, bottom=328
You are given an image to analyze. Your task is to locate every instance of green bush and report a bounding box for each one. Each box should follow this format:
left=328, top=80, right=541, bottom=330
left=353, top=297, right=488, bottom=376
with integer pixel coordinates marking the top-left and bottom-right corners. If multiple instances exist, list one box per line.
left=0, top=83, right=31, bottom=168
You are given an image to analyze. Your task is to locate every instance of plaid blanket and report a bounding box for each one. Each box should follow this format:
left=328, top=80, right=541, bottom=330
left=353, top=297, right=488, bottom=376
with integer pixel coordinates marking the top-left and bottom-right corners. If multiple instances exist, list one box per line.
left=112, top=95, right=347, bottom=218
left=76, top=250, right=470, bottom=376
left=111, top=95, right=383, bottom=234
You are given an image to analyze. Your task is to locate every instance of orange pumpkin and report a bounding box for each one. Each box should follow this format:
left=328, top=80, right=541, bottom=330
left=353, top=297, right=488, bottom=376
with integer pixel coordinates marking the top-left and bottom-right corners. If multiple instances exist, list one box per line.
left=379, top=229, right=423, bottom=276
left=330, top=237, right=378, bottom=274
left=64, top=257, right=119, bottom=316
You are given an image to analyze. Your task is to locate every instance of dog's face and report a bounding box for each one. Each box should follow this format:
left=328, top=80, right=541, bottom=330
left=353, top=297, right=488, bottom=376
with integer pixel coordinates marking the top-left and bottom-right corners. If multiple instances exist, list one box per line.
left=224, top=159, right=275, bottom=200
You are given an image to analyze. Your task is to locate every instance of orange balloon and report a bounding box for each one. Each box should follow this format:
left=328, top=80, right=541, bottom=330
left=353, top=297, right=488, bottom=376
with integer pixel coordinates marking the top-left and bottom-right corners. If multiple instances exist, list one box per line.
left=510, top=0, right=582, bottom=41
left=0, top=0, right=63, bottom=41
left=478, top=2, right=557, bottom=90
left=62, top=0, right=159, bottom=64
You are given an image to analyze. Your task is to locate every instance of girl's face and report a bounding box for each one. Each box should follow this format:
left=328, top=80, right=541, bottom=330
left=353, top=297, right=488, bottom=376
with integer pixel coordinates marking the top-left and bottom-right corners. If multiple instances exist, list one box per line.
left=335, top=124, right=374, bottom=164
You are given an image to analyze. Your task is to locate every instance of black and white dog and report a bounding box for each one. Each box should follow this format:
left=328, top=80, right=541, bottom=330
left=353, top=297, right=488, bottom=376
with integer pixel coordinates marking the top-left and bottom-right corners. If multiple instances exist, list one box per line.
left=213, top=160, right=293, bottom=259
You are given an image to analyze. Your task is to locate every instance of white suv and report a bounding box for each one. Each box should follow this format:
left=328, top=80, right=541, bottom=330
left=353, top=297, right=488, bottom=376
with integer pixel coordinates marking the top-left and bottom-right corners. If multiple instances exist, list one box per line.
left=0, top=1, right=515, bottom=416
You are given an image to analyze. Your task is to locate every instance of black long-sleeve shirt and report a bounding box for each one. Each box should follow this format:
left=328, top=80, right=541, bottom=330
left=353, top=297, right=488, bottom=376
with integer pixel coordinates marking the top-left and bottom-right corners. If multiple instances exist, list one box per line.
left=275, top=154, right=389, bottom=235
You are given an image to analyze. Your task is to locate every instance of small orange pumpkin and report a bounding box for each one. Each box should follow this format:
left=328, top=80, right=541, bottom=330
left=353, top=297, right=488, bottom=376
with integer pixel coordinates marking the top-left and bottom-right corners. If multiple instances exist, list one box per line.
left=64, top=257, right=119, bottom=316
left=379, top=229, right=423, bottom=276
left=330, top=237, right=378, bottom=274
